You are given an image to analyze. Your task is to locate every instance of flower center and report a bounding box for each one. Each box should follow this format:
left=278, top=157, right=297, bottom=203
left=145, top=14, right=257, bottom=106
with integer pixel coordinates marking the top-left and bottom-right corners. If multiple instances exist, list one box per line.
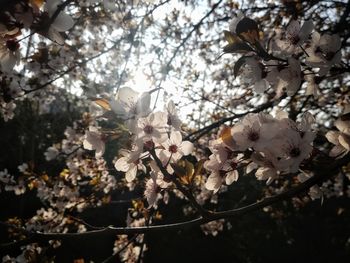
left=143, top=125, right=153, bottom=134
left=290, top=147, right=301, bottom=157
left=219, top=170, right=226, bottom=177
left=169, top=144, right=178, bottom=153
left=230, top=161, right=237, bottom=170
left=289, top=35, right=300, bottom=45
left=6, top=39, right=19, bottom=52
left=144, top=140, right=154, bottom=150
left=248, top=131, right=259, bottom=141
left=315, top=47, right=336, bottom=61
left=167, top=116, right=172, bottom=126
left=325, top=51, right=335, bottom=61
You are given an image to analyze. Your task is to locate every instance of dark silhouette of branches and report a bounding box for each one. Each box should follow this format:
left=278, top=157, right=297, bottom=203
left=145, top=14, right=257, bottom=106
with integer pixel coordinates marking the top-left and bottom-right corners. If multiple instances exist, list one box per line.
left=1, top=153, right=348, bottom=252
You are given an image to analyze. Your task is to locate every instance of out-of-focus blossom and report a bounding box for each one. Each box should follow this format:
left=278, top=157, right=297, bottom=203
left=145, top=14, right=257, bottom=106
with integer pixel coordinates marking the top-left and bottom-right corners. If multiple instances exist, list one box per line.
left=228, top=11, right=244, bottom=34
left=306, top=33, right=341, bottom=76
left=109, top=87, right=151, bottom=122
left=83, top=126, right=105, bottom=158
left=166, top=100, right=182, bottom=130
left=275, top=20, right=313, bottom=54
left=0, top=37, right=21, bottom=72
left=44, top=0, right=75, bottom=45
left=267, top=58, right=301, bottom=96
left=18, top=163, right=29, bottom=173
left=1, top=101, right=16, bottom=122
left=240, top=57, right=269, bottom=94
left=44, top=146, right=59, bottom=161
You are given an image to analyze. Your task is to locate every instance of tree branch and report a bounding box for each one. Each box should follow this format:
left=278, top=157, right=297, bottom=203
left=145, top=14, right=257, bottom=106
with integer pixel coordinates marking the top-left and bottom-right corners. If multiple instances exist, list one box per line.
left=164, top=0, right=224, bottom=74
left=185, top=95, right=286, bottom=142
left=1, top=153, right=348, bottom=252
left=148, top=148, right=211, bottom=218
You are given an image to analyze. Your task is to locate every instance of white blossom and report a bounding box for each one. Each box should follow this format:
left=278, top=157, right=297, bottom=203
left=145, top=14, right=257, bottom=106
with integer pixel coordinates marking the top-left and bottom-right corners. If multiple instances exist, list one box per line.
left=109, top=87, right=151, bottom=122
left=326, top=118, right=350, bottom=158
left=45, top=0, right=75, bottom=45
left=136, top=111, right=168, bottom=143
left=275, top=20, right=313, bottom=54
left=44, top=146, right=59, bottom=161
left=161, top=131, right=193, bottom=162
left=306, top=32, right=341, bottom=76
left=83, top=126, right=105, bottom=158
left=114, top=149, right=146, bottom=182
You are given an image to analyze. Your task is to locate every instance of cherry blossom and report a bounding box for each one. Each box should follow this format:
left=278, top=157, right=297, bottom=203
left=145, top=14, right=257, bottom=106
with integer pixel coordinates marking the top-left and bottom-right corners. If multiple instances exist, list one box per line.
left=144, top=169, right=171, bottom=208
left=44, top=0, right=75, bottom=45
left=114, top=149, right=146, bottom=182
left=0, top=2, right=349, bottom=261
left=83, top=126, right=105, bottom=158
left=306, top=33, right=341, bottom=76
left=0, top=37, right=21, bottom=72
left=267, top=58, right=301, bottom=96
left=231, top=113, right=280, bottom=151
left=135, top=111, right=168, bottom=143
left=204, top=146, right=239, bottom=193
left=240, top=57, right=269, bottom=94
left=326, top=118, right=350, bottom=158
left=272, top=128, right=314, bottom=173
left=161, top=130, right=194, bottom=162
left=109, top=87, right=151, bottom=123
left=275, top=20, right=313, bottom=54
left=251, top=152, right=280, bottom=185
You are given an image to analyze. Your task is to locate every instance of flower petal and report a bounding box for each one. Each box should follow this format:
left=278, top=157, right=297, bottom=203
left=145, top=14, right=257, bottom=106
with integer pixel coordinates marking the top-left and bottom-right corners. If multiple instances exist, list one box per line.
left=114, top=157, right=130, bottom=172
left=225, top=170, right=238, bottom=185
left=125, top=165, right=137, bottom=182
left=325, top=131, right=340, bottom=145
left=180, top=141, right=194, bottom=156
left=52, top=13, right=74, bottom=32
left=136, top=92, right=151, bottom=117
left=338, top=134, right=350, bottom=151
left=170, top=131, right=182, bottom=145
left=299, top=20, right=313, bottom=42
left=205, top=173, right=222, bottom=193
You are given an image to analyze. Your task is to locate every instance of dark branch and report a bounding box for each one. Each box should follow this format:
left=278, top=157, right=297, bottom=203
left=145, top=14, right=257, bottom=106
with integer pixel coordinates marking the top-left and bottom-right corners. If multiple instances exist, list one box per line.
left=185, top=95, right=286, bottom=142
left=1, top=154, right=348, bottom=252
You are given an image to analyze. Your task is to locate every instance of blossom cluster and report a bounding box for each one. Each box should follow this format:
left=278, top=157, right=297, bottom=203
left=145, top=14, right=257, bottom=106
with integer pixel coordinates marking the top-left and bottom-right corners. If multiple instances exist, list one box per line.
left=0, top=0, right=75, bottom=122
left=0, top=0, right=74, bottom=72
left=204, top=111, right=316, bottom=193
left=224, top=12, right=341, bottom=97
left=1, top=3, right=349, bottom=260
left=83, top=86, right=194, bottom=207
